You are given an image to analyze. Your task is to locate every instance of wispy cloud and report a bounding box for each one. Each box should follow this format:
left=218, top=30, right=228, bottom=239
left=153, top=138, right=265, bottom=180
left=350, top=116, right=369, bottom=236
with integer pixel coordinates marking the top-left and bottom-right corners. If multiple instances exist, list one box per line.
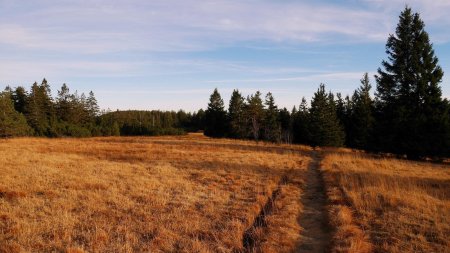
left=0, top=0, right=448, bottom=110
left=3, top=0, right=448, bottom=54
left=205, top=72, right=369, bottom=84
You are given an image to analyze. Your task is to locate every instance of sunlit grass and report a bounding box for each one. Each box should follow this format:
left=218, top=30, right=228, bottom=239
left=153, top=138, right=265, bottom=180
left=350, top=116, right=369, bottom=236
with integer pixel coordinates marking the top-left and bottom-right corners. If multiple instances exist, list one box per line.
left=0, top=135, right=310, bottom=252
left=321, top=151, right=450, bottom=253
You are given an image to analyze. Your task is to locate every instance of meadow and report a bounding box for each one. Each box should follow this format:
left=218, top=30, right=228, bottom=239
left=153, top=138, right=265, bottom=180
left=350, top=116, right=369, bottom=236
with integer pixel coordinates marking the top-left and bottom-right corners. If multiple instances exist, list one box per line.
left=0, top=135, right=449, bottom=253
left=321, top=150, right=450, bottom=253
left=0, top=135, right=311, bottom=252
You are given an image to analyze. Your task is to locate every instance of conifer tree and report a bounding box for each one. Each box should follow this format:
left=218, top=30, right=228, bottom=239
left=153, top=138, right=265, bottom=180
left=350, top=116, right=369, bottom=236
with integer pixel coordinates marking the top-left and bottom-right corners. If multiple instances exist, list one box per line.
left=264, top=92, right=280, bottom=142
left=86, top=91, right=100, bottom=121
left=278, top=108, right=292, bottom=143
left=204, top=88, right=227, bottom=137
left=0, top=91, right=31, bottom=137
left=228, top=89, right=246, bottom=138
left=335, top=93, right=346, bottom=125
left=293, top=97, right=310, bottom=144
left=291, top=105, right=297, bottom=115
left=12, top=86, right=28, bottom=114
left=193, top=109, right=206, bottom=131
left=56, top=83, right=73, bottom=122
left=245, top=91, right=264, bottom=141
left=25, top=79, right=56, bottom=136
left=309, top=84, right=345, bottom=147
left=375, top=7, right=449, bottom=158
left=26, top=81, right=48, bottom=136
left=349, top=73, right=374, bottom=149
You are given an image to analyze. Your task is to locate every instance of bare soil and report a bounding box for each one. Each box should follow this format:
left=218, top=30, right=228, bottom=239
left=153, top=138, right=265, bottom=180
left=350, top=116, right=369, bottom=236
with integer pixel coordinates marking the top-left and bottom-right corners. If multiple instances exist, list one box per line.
left=297, top=151, right=331, bottom=253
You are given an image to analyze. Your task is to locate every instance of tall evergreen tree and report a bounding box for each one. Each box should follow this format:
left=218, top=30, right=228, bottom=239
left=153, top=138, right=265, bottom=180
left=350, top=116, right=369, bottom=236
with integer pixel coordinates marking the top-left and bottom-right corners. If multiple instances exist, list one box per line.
left=263, top=92, right=280, bottom=142
left=26, top=81, right=48, bottom=136
left=86, top=91, right=100, bottom=121
left=0, top=91, right=32, bottom=137
left=204, top=88, right=227, bottom=137
left=12, top=86, right=28, bottom=114
left=228, top=89, right=246, bottom=138
left=348, top=73, right=375, bottom=149
left=335, top=93, right=346, bottom=126
left=56, top=83, right=73, bottom=122
left=375, top=7, right=449, bottom=158
left=25, top=79, right=57, bottom=136
left=309, top=84, right=345, bottom=147
left=193, top=109, right=206, bottom=131
left=278, top=107, right=292, bottom=143
left=293, top=97, right=310, bottom=144
left=245, top=91, right=265, bottom=141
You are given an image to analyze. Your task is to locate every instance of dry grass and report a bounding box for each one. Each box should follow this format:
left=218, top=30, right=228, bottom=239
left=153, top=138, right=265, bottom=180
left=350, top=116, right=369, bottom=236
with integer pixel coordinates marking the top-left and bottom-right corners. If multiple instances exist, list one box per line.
left=0, top=134, right=310, bottom=252
left=321, top=150, right=450, bottom=253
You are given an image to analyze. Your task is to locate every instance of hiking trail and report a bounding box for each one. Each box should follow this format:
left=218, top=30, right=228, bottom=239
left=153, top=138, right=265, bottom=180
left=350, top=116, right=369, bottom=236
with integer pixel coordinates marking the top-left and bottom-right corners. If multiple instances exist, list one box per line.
left=296, top=151, right=331, bottom=253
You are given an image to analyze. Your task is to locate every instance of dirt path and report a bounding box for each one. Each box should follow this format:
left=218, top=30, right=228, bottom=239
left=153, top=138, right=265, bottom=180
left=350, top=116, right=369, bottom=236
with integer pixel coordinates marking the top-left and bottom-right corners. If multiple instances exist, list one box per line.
left=296, top=151, right=331, bottom=253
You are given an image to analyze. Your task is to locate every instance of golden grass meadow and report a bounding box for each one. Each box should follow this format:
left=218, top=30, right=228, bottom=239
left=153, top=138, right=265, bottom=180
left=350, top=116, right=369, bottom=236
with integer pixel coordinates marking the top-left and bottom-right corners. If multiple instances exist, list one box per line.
left=321, top=150, right=450, bottom=253
left=1, top=135, right=449, bottom=253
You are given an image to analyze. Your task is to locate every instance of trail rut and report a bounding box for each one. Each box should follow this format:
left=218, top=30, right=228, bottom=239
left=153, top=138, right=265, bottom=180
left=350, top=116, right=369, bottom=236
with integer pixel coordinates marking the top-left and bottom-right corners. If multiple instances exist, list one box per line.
left=296, top=151, right=331, bottom=253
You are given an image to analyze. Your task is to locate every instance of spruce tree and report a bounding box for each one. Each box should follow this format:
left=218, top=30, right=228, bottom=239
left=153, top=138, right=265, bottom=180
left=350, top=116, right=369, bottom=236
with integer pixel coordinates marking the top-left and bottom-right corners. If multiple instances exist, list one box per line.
left=87, top=91, right=100, bottom=121
left=278, top=108, right=292, bottom=143
left=335, top=93, right=346, bottom=126
left=26, top=82, right=48, bottom=136
left=245, top=91, right=264, bottom=141
left=0, top=91, right=32, bottom=137
left=25, top=79, right=56, bottom=136
left=263, top=92, right=280, bottom=142
left=228, top=89, right=246, bottom=138
left=375, top=7, right=449, bottom=158
left=204, top=88, right=227, bottom=137
left=335, top=92, right=352, bottom=144
left=293, top=97, right=311, bottom=144
left=56, top=83, right=73, bottom=122
left=309, top=84, right=345, bottom=147
left=349, top=73, right=374, bottom=149
left=193, top=109, right=206, bottom=131
left=12, top=86, right=28, bottom=114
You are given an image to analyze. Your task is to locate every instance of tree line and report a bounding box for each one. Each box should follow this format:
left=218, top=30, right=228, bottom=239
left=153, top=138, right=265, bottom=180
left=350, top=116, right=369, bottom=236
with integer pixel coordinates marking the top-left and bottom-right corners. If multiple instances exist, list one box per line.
left=1, top=7, right=449, bottom=159
left=203, top=7, right=450, bottom=159
left=0, top=80, right=203, bottom=138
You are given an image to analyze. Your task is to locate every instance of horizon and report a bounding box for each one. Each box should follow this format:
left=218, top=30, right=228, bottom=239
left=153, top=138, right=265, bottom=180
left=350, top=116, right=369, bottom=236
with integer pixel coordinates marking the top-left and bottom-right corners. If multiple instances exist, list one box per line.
left=1, top=0, right=449, bottom=112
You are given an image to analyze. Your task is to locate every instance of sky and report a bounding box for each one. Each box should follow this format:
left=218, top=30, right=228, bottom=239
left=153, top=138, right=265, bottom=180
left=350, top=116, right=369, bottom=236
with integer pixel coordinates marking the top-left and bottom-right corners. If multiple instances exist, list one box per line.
left=0, top=0, right=449, bottom=112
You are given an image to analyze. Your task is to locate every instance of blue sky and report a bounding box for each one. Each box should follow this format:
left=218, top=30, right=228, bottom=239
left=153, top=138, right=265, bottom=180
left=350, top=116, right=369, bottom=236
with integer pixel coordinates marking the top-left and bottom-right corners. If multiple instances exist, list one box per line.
left=1, top=0, right=449, bottom=111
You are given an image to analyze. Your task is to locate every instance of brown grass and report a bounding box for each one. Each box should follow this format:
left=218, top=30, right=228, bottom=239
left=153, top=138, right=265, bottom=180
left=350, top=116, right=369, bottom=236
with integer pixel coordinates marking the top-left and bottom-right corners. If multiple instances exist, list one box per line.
left=321, top=150, right=450, bottom=253
left=0, top=135, right=310, bottom=252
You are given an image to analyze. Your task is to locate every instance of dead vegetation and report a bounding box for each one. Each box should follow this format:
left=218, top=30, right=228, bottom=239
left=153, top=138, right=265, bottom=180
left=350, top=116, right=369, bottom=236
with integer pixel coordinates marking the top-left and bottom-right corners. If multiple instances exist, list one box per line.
left=2, top=135, right=448, bottom=253
left=0, top=135, right=310, bottom=252
left=321, top=150, right=450, bottom=253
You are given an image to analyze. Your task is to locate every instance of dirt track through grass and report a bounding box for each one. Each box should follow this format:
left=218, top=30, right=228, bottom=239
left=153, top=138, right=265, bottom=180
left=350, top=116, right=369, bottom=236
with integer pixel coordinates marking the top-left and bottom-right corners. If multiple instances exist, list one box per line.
left=242, top=175, right=288, bottom=252
left=297, top=151, right=331, bottom=252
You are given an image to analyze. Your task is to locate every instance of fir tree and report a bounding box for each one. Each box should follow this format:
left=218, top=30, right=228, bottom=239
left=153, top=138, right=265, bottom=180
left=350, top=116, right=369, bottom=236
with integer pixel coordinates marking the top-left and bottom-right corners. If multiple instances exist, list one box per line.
left=87, top=91, right=99, bottom=118
left=0, top=91, right=32, bottom=137
left=309, top=84, right=345, bottom=147
left=335, top=93, right=346, bottom=126
left=278, top=107, right=292, bottom=143
left=11, top=86, right=27, bottom=114
left=228, top=89, right=246, bottom=138
left=193, top=109, right=206, bottom=131
left=293, top=97, right=311, bottom=144
left=25, top=79, right=56, bottom=136
left=264, top=92, right=280, bottom=142
left=375, top=7, right=449, bottom=158
left=26, top=81, right=48, bottom=136
left=245, top=91, right=264, bottom=141
left=204, top=88, right=227, bottom=137
left=56, top=83, right=72, bottom=122
left=349, top=73, right=374, bottom=149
